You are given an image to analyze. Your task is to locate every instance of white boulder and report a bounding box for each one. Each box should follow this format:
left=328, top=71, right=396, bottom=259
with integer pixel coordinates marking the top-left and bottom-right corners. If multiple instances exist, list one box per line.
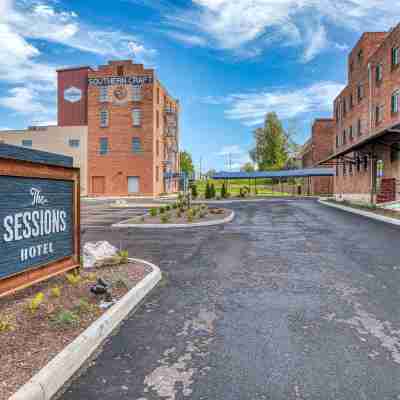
left=83, top=241, right=118, bottom=269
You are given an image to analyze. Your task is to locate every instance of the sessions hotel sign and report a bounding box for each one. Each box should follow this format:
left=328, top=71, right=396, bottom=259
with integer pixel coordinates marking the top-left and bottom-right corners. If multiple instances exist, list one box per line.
left=0, top=144, right=80, bottom=296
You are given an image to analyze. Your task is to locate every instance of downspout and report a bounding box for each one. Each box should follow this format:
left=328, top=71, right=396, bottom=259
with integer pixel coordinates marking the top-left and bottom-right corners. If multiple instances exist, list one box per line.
left=368, top=63, right=376, bottom=204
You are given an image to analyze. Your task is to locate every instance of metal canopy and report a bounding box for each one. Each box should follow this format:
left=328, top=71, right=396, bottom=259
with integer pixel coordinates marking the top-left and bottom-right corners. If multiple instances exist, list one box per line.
left=212, top=168, right=334, bottom=180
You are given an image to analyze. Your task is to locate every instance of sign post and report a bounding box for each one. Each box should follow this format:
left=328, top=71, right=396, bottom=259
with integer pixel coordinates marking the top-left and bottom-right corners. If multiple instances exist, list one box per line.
left=0, top=144, right=80, bottom=297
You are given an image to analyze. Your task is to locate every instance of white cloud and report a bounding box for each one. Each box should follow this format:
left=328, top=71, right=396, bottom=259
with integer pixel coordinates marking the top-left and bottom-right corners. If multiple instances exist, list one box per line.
left=164, top=0, right=399, bottom=60
left=216, top=145, right=245, bottom=156
left=164, top=30, right=208, bottom=47
left=0, top=0, right=157, bottom=120
left=0, top=86, right=49, bottom=114
left=216, top=144, right=252, bottom=170
left=224, top=81, right=345, bottom=126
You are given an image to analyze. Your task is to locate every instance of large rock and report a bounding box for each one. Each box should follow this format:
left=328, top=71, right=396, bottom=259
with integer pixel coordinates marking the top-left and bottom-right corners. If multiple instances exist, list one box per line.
left=83, top=241, right=118, bottom=269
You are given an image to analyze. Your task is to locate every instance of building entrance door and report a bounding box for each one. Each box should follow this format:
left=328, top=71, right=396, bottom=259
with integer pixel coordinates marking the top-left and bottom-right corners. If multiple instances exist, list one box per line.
left=128, top=176, right=140, bottom=193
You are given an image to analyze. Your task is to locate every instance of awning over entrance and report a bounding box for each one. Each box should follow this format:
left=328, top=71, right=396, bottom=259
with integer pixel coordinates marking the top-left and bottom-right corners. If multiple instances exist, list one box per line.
left=319, top=122, right=400, bottom=165
left=212, top=168, right=334, bottom=180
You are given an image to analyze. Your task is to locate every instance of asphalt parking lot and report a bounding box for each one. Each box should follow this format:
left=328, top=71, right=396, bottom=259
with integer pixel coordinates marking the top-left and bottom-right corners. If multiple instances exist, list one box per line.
left=62, top=199, right=400, bottom=400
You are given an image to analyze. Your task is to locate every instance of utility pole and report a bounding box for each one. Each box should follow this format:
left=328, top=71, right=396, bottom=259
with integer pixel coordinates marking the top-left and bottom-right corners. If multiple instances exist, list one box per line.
left=199, top=157, right=202, bottom=180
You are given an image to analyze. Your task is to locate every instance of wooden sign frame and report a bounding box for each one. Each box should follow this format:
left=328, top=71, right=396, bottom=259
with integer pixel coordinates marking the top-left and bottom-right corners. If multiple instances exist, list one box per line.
left=0, top=155, right=80, bottom=298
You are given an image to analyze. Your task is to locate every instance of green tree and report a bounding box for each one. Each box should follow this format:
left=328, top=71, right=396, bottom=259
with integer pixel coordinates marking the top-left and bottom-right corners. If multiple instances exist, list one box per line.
left=220, top=182, right=227, bottom=198
left=210, top=183, right=216, bottom=198
left=180, top=151, right=194, bottom=177
left=205, top=181, right=211, bottom=199
left=250, top=112, right=290, bottom=171
left=191, top=184, right=198, bottom=199
left=240, top=162, right=255, bottom=172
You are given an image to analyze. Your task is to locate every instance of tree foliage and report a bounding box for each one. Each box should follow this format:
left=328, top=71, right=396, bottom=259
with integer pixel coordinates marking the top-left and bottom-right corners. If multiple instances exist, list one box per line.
left=250, top=112, right=293, bottom=171
left=240, top=162, right=255, bottom=172
left=180, top=151, right=194, bottom=176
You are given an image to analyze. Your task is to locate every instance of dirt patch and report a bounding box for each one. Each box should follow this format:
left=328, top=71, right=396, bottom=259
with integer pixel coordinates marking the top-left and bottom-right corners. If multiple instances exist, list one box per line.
left=0, top=261, right=151, bottom=400
left=326, top=200, right=400, bottom=220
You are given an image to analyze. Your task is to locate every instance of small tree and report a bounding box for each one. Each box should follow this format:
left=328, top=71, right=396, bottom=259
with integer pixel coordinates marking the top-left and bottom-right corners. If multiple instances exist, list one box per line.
left=205, top=181, right=211, bottom=199
left=191, top=184, right=198, bottom=199
left=210, top=183, right=216, bottom=198
left=220, top=182, right=226, bottom=198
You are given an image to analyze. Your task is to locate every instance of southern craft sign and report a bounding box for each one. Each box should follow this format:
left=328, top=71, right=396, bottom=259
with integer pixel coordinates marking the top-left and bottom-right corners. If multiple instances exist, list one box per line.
left=88, top=75, right=153, bottom=86
left=0, top=143, right=80, bottom=297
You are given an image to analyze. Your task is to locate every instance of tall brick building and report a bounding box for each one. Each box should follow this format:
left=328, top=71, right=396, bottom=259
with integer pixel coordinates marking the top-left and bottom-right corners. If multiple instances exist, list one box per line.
left=321, top=25, right=400, bottom=203
left=300, top=119, right=335, bottom=195
left=0, top=60, right=180, bottom=197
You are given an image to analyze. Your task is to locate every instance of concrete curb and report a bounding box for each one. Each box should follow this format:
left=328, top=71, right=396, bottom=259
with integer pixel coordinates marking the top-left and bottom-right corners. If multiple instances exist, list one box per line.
left=192, top=197, right=316, bottom=204
left=9, top=259, right=162, bottom=400
left=112, top=210, right=235, bottom=229
left=318, top=200, right=400, bottom=226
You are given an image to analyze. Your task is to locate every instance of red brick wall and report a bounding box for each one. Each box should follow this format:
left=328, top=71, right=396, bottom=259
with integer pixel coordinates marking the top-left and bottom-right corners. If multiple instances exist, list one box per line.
left=57, top=67, right=90, bottom=126
left=333, top=25, right=400, bottom=201
left=86, top=60, right=180, bottom=197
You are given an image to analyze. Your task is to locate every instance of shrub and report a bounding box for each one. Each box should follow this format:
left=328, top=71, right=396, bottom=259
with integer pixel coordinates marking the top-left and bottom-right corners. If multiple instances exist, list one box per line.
left=176, top=210, right=182, bottom=218
left=160, top=213, right=170, bottom=223
left=191, top=184, right=198, bottom=199
left=86, top=272, right=97, bottom=282
left=0, top=315, right=14, bottom=332
left=50, top=286, right=61, bottom=298
left=66, top=272, right=81, bottom=286
left=74, top=299, right=96, bottom=315
left=51, top=310, right=80, bottom=329
left=172, top=203, right=178, bottom=209
left=220, top=182, right=227, bottom=198
left=186, top=209, right=194, bottom=222
left=27, top=292, right=45, bottom=313
left=239, top=186, right=250, bottom=198
left=165, top=205, right=171, bottom=211
left=159, top=206, right=165, bottom=214
left=117, top=250, right=129, bottom=263
left=205, top=182, right=211, bottom=199
left=210, top=183, right=216, bottom=198
left=150, top=208, right=158, bottom=217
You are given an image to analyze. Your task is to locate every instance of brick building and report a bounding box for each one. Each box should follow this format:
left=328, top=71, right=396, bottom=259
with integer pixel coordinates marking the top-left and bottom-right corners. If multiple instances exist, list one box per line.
left=300, top=119, right=335, bottom=195
left=0, top=60, right=180, bottom=197
left=321, top=25, right=400, bottom=204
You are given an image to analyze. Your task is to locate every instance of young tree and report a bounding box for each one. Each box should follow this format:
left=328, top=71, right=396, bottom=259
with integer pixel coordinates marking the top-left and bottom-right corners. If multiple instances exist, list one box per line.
left=210, top=183, right=216, bottom=198
left=240, top=162, right=255, bottom=172
left=249, top=112, right=290, bottom=171
left=180, top=151, right=194, bottom=177
left=205, top=181, right=211, bottom=199
left=191, top=184, right=198, bottom=199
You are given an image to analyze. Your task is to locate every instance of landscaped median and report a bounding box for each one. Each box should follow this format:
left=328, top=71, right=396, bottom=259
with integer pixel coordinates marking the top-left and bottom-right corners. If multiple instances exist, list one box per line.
left=318, top=199, right=400, bottom=226
left=1, top=256, right=161, bottom=400
left=112, top=197, right=235, bottom=228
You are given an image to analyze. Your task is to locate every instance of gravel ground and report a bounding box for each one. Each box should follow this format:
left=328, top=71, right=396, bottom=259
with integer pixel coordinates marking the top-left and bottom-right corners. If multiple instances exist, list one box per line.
left=59, top=199, right=400, bottom=400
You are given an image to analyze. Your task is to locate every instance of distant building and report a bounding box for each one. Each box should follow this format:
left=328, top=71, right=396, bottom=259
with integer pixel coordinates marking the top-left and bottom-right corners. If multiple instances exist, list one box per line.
left=0, top=60, right=180, bottom=197
left=300, top=119, right=335, bottom=195
left=322, top=25, right=400, bottom=204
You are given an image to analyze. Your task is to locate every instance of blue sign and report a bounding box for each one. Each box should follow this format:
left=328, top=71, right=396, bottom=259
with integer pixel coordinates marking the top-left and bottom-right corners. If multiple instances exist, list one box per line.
left=0, top=176, right=74, bottom=280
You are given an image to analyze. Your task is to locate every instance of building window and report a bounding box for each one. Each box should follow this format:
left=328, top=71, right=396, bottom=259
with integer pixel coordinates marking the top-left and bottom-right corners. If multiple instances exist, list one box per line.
left=336, top=135, right=339, bottom=148
left=357, top=119, right=362, bottom=136
left=100, top=109, right=109, bottom=127
left=363, top=155, right=368, bottom=171
left=392, top=90, right=399, bottom=114
left=157, top=87, right=160, bottom=104
left=132, top=109, right=141, bottom=126
left=357, top=49, right=363, bottom=64
left=117, top=66, right=124, bottom=76
left=336, top=163, right=339, bottom=177
left=156, top=165, right=159, bottom=182
left=99, top=86, right=108, bottom=102
left=343, top=98, right=347, bottom=117
left=349, top=125, right=353, bottom=141
left=376, top=64, right=383, bottom=83
left=156, top=110, right=160, bottom=129
left=349, top=93, right=354, bottom=109
left=343, top=161, right=347, bottom=176
left=132, top=137, right=142, bottom=153
left=99, top=138, right=108, bottom=155
left=343, top=130, right=346, bottom=145
left=357, top=84, right=364, bottom=102
left=132, top=85, right=142, bottom=101
left=69, top=139, right=80, bottom=148
left=356, top=156, right=361, bottom=172
left=392, top=47, right=399, bottom=68
left=349, top=161, right=353, bottom=176
left=375, top=105, right=383, bottom=125
left=22, top=139, right=32, bottom=147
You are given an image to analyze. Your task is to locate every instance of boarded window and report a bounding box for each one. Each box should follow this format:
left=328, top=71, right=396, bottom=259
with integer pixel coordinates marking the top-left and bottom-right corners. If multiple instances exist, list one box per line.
left=132, top=137, right=142, bottom=153
left=132, top=109, right=141, bottom=126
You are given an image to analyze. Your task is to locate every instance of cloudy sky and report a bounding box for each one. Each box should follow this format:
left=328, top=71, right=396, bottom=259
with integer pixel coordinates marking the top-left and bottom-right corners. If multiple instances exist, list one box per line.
left=0, top=0, right=399, bottom=171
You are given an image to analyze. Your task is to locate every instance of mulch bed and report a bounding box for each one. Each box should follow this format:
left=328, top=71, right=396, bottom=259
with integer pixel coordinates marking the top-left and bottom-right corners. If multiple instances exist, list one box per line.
left=0, top=261, right=151, bottom=400
left=326, top=200, right=400, bottom=220
left=124, top=207, right=230, bottom=225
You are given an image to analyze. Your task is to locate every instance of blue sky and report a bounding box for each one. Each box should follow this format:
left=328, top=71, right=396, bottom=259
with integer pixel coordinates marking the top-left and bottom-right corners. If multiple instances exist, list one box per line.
left=0, top=0, right=399, bottom=171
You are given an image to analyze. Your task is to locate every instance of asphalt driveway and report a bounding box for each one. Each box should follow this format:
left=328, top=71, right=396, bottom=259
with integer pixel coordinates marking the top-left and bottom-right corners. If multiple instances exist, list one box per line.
left=61, top=199, right=400, bottom=400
